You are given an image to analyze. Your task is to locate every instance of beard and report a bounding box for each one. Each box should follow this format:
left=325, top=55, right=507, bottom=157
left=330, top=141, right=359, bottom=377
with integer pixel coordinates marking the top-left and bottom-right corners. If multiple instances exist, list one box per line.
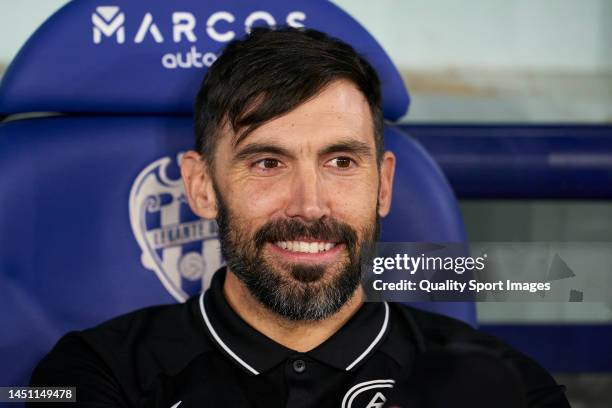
left=214, top=185, right=379, bottom=321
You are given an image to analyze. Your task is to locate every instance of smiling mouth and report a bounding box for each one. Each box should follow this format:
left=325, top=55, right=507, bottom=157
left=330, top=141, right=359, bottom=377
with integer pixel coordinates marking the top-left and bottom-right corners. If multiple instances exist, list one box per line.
left=273, top=241, right=337, bottom=254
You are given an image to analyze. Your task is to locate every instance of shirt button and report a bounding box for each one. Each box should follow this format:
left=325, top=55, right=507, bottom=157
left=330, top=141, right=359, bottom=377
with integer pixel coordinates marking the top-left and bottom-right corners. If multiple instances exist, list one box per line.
left=293, top=359, right=306, bottom=373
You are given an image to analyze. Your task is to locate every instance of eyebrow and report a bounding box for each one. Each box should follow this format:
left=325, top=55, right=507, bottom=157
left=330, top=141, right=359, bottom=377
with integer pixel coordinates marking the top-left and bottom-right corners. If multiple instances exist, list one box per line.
left=232, top=143, right=295, bottom=164
left=318, top=139, right=373, bottom=159
left=232, top=138, right=373, bottom=164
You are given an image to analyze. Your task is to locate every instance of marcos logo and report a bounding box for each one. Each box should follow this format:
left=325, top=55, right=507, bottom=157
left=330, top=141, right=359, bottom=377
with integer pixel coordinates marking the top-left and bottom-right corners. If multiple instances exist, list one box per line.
left=129, top=154, right=222, bottom=302
left=92, top=6, right=307, bottom=44
left=92, top=6, right=307, bottom=69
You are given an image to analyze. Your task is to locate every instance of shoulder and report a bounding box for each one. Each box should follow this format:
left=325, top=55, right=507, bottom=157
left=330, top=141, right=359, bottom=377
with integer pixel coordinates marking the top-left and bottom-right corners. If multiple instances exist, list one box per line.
left=389, top=303, right=570, bottom=406
left=31, top=295, right=213, bottom=395
left=72, top=295, right=210, bottom=357
left=390, top=303, right=483, bottom=347
left=83, top=295, right=205, bottom=344
left=390, top=302, right=532, bottom=361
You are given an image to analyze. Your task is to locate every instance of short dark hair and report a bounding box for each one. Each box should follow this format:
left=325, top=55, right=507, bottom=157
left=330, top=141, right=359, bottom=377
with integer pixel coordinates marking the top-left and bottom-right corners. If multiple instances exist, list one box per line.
left=194, top=27, right=384, bottom=167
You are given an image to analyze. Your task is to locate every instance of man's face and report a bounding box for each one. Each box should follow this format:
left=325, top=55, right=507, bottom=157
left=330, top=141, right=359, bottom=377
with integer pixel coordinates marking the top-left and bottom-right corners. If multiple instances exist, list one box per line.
left=183, top=80, right=395, bottom=320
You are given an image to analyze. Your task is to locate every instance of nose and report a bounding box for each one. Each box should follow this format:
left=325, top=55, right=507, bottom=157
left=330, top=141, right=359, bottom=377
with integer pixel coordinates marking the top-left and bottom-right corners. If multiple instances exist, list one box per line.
left=284, top=165, right=331, bottom=221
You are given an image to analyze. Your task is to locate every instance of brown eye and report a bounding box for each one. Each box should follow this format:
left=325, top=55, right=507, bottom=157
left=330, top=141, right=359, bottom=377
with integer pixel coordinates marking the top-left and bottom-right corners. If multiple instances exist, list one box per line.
left=329, top=157, right=354, bottom=169
left=255, top=158, right=280, bottom=169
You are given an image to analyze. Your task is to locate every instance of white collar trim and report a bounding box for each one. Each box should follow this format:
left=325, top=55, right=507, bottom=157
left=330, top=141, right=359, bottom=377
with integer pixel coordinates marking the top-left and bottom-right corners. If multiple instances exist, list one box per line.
left=345, top=301, right=390, bottom=371
left=199, top=292, right=260, bottom=375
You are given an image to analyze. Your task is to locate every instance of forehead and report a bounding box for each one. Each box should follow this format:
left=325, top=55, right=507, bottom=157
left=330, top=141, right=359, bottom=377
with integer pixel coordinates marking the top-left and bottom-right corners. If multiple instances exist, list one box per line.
left=233, top=80, right=374, bottom=148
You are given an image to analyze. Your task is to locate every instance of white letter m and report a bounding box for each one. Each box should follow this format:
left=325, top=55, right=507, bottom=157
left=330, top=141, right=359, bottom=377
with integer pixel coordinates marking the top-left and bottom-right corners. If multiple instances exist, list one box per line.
left=92, top=6, right=125, bottom=44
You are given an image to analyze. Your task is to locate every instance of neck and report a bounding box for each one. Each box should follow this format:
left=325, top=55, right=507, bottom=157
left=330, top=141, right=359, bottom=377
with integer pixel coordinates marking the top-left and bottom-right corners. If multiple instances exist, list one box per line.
left=223, top=269, right=364, bottom=352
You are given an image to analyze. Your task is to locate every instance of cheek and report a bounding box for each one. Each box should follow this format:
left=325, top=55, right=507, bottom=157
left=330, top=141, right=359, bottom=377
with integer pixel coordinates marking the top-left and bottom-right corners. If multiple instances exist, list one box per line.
left=327, top=177, right=379, bottom=224
left=226, top=178, right=286, bottom=221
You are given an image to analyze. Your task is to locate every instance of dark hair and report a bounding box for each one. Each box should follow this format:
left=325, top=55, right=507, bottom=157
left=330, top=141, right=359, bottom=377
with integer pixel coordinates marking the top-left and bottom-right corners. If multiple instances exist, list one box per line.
left=194, top=27, right=384, bottom=167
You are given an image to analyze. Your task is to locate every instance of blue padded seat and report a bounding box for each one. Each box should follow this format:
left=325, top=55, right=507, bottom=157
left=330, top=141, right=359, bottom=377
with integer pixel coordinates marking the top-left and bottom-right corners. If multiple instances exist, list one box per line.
left=0, top=0, right=474, bottom=386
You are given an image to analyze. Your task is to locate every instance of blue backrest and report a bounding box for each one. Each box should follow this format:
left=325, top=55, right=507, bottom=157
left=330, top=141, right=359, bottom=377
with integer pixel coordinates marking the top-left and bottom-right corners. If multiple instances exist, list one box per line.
left=0, top=0, right=474, bottom=386
left=0, top=0, right=409, bottom=118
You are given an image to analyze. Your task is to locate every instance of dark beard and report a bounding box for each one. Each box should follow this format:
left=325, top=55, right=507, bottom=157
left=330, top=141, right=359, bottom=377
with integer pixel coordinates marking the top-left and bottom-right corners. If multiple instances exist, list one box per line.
left=214, top=184, right=379, bottom=321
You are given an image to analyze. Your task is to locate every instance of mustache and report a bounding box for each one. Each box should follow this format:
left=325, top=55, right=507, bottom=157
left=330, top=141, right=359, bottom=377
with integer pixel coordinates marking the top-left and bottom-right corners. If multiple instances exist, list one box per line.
left=253, top=218, right=358, bottom=250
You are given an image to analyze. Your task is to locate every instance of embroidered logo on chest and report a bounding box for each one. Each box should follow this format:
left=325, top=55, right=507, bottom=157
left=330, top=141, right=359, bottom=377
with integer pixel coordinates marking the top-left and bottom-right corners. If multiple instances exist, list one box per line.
left=341, top=379, right=395, bottom=408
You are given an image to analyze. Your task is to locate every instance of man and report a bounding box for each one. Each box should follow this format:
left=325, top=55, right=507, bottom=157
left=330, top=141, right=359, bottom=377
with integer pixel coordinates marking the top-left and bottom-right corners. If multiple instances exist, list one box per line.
left=30, top=27, right=570, bottom=407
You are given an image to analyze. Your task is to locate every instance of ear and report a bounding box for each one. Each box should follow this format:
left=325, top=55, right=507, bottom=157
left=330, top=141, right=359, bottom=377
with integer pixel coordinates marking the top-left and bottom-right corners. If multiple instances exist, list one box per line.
left=180, top=150, right=218, bottom=219
left=377, top=150, right=396, bottom=218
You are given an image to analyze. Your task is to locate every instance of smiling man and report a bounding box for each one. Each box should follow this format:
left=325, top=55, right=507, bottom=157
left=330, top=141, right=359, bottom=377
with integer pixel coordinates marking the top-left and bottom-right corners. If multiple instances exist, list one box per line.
left=187, top=77, right=386, bottom=343
left=181, top=28, right=393, bottom=347
left=30, top=28, right=570, bottom=408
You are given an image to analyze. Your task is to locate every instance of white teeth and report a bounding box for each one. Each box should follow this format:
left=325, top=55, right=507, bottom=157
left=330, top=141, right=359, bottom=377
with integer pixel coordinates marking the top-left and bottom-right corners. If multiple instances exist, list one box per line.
left=274, top=241, right=337, bottom=253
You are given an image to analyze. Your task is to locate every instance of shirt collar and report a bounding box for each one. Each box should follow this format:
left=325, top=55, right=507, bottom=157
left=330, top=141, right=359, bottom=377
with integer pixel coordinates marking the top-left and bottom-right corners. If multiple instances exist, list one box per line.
left=199, top=267, right=391, bottom=375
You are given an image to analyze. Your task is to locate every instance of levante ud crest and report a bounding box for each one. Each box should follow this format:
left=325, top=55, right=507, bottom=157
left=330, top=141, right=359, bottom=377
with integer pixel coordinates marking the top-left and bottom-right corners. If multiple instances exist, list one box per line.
left=129, top=153, right=223, bottom=301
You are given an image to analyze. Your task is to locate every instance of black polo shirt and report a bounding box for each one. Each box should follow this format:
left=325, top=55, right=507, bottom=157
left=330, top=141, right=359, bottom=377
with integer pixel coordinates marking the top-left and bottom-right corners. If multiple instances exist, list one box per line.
left=30, top=268, right=569, bottom=407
